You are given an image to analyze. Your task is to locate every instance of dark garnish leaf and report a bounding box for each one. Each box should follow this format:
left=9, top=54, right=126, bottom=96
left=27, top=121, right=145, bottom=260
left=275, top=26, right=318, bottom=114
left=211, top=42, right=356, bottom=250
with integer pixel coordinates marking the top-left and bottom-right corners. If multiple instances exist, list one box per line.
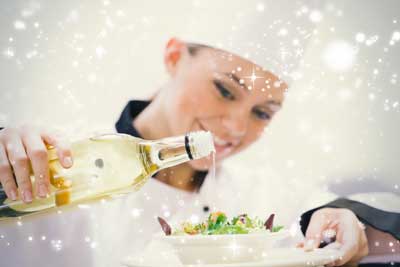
left=264, top=214, right=275, bottom=231
left=157, top=216, right=172, bottom=236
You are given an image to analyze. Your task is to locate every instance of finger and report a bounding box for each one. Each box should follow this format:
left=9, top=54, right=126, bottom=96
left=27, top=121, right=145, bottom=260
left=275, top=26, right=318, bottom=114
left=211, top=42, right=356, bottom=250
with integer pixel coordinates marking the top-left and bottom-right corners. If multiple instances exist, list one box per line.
left=0, top=143, right=18, bottom=200
left=305, top=212, right=330, bottom=249
left=335, top=229, right=358, bottom=265
left=324, top=241, right=342, bottom=250
left=22, top=132, right=50, bottom=198
left=41, top=132, right=73, bottom=168
left=334, top=238, right=358, bottom=266
left=6, top=135, right=32, bottom=203
left=323, top=242, right=344, bottom=267
left=323, top=240, right=343, bottom=267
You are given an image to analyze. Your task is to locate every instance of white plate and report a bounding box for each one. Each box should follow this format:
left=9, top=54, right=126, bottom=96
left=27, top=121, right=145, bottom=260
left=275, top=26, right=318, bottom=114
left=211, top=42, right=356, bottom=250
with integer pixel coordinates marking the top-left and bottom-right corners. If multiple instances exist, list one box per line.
left=121, top=248, right=342, bottom=267
left=156, top=231, right=290, bottom=264
left=156, top=230, right=289, bottom=246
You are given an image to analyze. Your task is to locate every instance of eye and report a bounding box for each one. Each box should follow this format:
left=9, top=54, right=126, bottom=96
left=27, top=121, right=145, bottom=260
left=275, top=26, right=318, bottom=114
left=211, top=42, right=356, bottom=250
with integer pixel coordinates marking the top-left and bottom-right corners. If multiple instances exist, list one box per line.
left=213, top=80, right=235, bottom=100
left=253, top=108, right=271, bottom=120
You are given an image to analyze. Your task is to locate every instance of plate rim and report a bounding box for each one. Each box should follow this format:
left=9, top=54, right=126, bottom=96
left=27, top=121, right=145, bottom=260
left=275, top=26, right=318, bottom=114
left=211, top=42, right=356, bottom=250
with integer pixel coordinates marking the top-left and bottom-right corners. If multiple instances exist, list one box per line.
left=121, top=247, right=342, bottom=267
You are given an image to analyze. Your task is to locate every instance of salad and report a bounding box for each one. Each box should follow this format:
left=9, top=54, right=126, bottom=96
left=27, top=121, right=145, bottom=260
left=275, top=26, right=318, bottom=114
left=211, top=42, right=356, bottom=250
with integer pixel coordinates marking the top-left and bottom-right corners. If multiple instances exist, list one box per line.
left=158, top=212, right=284, bottom=236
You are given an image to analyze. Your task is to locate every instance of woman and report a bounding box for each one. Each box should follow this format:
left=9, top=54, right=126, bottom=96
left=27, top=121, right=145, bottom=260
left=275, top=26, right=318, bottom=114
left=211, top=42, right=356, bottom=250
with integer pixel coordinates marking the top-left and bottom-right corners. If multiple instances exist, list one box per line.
left=0, top=38, right=395, bottom=266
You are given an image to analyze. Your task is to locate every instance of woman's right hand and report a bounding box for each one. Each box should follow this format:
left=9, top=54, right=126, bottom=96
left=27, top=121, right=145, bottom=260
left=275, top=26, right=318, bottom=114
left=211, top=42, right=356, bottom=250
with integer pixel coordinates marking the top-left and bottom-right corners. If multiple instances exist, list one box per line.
left=0, top=126, right=73, bottom=203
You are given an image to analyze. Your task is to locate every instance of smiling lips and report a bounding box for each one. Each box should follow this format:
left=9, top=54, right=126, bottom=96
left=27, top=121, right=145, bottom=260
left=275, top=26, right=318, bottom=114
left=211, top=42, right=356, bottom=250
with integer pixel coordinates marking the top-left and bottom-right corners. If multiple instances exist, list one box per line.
left=212, top=134, right=240, bottom=158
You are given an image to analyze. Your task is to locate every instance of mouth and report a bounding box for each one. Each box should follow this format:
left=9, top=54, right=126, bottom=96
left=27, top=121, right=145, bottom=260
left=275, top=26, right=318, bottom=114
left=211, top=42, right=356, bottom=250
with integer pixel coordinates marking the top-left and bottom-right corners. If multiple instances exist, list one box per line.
left=213, top=136, right=234, bottom=158
left=197, top=123, right=239, bottom=158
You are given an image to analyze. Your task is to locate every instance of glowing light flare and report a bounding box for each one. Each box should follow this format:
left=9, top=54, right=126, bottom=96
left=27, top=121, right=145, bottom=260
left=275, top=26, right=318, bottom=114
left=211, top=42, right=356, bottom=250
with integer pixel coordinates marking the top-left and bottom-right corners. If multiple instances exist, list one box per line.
left=242, top=67, right=266, bottom=90
left=322, top=41, right=358, bottom=72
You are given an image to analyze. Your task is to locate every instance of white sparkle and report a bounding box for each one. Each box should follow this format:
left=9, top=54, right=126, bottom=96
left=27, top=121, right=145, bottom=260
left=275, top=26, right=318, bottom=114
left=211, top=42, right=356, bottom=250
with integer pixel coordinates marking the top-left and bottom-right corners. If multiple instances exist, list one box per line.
left=287, top=160, right=295, bottom=168
left=14, top=20, right=26, bottom=30
left=365, top=35, right=379, bottom=46
left=278, top=28, right=288, bottom=36
left=369, top=93, right=376, bottom=101
left=116, top=10, right=125, bottom=17
left=95, top=46, right=106, bottom=58
left=90, top=242, right=97, bottom=249
left=26, top=50, right=38, bottom=59
left=131, top=208, right=143, bottom=218
left=301, top=6, right=309, bottom=14
left=28, top=236, right=33, bottom=241
left=355, top=33, right=366, bottom=43
left=322, top=144, right=333, bottom=153
left=163, top=211, right=171, bottom=218
left=256, top=3, right=265, bottom=12
left=273, top=81, right=283, bottom=88
left=3, top=47, right=15, bottom=58
left=190, top=215, right=200, bottom=224
left=337, top=88, right=352, bottom=100
left=309, top=10, right=323, bottom=23
left=51, top=240, right=63, bottom=251
left=243, top=67, right=264, bottom=88
left=392, top=31, right=400, bottom=41
left=66, top=10, right=79, bottom=23
left=323, top=41, right=357, bottom=72
left=390, top=31, right=400, bottom=46
left=41, top=236, right=46, bottom=241
left=228, top=242, right=240, bottom=252
left=88, top=73, right=97, bottom=83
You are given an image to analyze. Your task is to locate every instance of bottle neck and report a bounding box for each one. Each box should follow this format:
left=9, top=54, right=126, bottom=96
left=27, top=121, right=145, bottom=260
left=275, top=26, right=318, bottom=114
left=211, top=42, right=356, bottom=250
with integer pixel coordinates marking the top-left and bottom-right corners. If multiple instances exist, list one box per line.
left=140, top=135, right=192, bottom=174
left=139, top=131, right=214, bottom=176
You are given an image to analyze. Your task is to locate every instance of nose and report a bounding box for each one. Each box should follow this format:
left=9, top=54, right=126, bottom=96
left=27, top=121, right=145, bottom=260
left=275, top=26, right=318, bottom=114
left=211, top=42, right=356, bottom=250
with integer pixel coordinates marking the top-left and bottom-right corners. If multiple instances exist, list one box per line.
left=221, top=109, right=248, bottom=138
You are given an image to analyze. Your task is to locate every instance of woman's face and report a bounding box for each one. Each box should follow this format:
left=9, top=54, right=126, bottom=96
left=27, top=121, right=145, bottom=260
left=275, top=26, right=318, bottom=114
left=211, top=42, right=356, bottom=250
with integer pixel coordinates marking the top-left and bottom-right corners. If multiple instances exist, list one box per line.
left=163, top=41, right=287, bottom=170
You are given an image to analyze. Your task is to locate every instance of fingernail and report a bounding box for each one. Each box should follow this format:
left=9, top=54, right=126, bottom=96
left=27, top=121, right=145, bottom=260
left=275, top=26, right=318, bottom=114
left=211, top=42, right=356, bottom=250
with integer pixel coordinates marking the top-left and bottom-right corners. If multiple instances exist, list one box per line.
left=63, top=157, right=73, bottom=167
left=23, top=190, right=33, bottom=203
left=9, top=189, right=17, bottom=201
left=38, top=184, right=48, bottom=197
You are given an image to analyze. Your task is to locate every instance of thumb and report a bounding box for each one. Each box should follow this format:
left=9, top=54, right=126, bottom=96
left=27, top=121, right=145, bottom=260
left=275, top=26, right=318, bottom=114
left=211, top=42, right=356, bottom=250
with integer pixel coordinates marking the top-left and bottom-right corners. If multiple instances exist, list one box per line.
left=41, top=132, right=73, bottom=168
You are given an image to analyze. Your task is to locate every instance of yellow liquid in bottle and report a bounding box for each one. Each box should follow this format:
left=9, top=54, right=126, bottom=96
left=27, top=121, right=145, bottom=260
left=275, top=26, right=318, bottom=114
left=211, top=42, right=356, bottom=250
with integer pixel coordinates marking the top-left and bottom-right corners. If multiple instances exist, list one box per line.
left=1, top=134, right=155, bottom=218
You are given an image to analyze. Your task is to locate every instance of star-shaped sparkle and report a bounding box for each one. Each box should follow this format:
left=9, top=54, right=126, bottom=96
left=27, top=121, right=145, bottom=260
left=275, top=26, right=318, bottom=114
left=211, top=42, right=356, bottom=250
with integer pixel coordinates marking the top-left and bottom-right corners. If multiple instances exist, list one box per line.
left=242, top=67, right=264, bottom=90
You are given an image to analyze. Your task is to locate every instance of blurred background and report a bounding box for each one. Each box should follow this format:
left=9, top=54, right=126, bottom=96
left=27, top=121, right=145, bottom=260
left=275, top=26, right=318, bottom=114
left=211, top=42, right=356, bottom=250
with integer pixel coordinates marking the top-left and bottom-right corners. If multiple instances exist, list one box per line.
left=0, top=0, right=399, bottom=205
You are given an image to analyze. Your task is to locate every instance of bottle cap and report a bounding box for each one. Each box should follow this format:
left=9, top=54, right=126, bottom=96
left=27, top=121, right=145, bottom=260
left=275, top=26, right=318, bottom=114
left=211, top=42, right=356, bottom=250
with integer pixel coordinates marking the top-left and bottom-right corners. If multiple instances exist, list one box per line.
left=187, top=131, right=215, bottom=160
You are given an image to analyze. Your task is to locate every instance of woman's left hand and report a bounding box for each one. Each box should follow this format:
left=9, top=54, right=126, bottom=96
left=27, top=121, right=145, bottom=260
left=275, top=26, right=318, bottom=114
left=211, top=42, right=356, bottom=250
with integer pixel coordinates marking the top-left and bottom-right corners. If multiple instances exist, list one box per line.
left=299, top=207, right=369, bottom=266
